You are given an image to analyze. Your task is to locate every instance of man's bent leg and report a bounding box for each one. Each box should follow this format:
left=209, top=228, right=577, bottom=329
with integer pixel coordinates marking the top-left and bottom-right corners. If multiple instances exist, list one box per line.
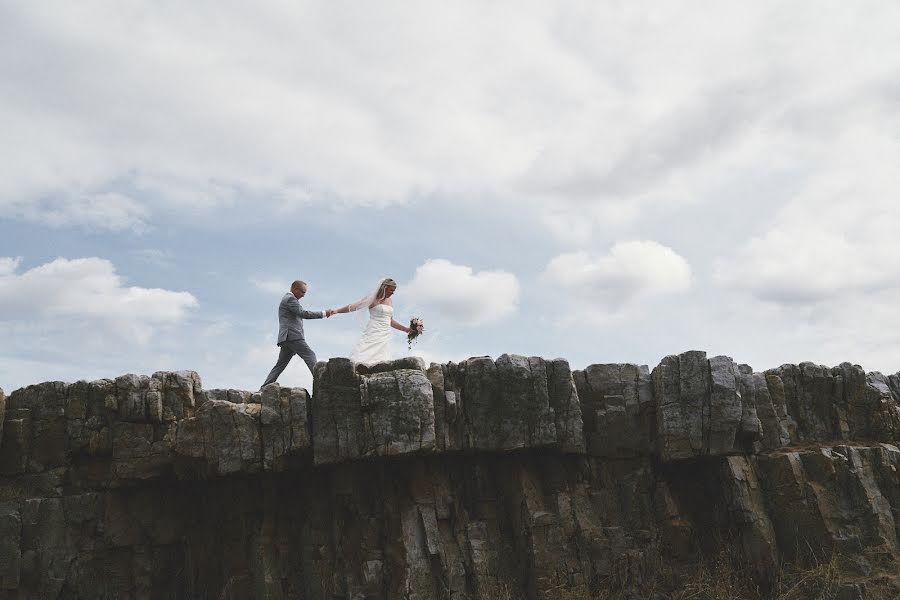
left=288, top=339, right=318, bottom=375
left=261, top=345, right=294, bottom=388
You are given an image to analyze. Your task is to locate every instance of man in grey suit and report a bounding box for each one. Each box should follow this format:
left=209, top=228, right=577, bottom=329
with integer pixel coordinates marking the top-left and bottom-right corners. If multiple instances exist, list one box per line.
left=261, top=280, right=334, bottom=388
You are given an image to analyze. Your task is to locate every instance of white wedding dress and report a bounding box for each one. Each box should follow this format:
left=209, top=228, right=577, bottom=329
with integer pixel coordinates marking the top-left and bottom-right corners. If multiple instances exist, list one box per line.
left=350, top=303, right=393, bottom=364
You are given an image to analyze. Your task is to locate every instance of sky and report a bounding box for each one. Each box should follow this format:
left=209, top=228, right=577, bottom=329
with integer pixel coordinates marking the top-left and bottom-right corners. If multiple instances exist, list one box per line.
left=3, top=1, right=900, bottom=393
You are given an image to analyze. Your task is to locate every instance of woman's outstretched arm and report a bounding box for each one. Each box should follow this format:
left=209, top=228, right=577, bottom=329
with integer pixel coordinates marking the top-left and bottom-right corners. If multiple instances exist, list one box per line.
left=333, top=296, right=369, bottom=314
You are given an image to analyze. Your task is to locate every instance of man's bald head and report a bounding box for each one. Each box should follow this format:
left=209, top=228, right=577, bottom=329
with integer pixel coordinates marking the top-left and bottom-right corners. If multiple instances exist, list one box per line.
left=291, top=280, right=307, bottom=299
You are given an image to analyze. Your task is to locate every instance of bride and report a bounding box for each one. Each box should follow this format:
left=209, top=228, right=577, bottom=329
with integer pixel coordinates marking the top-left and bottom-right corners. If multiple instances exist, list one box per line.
left=332, top=277, right=419, bottom=364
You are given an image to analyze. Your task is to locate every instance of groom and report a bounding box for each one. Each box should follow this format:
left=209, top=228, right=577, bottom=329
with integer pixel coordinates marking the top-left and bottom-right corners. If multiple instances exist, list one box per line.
left=261, top=280, right=334, bottom=388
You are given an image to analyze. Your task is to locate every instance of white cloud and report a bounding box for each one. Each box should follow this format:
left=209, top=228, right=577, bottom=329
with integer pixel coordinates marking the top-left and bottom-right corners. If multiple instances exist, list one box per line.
left=3, top=2, right=898, bottom=238
left=8, top=193, right=149, bottom=232
left=0, top=257, right=21, bottom=276
left=0, top=257, right=197, bottom=343
left=251, top=277, right=289, bottom=295
left=714, top=121, right=900, bottom=305
left=404, top=259, right=520, bottom=325
left=708, top=118, right=900, bottom=371
left=5, top=2, right=900, bottom=388
left=542, top=241, right=691, bottom=313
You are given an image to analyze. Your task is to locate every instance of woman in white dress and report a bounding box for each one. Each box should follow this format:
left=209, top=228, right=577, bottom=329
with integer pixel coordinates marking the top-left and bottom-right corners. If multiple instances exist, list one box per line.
left=332, top=278, right=418, bottom=364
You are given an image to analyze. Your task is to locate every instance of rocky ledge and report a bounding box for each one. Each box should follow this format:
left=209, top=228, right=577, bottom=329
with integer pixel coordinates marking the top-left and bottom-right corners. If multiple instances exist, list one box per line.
left=1, top=351, right=900, bottom=599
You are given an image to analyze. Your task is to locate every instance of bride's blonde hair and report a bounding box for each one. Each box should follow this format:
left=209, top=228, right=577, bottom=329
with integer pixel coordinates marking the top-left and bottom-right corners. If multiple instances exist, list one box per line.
left=347, top=277, right=398, bottom=312
left=370, top=278, right=397, bottom=307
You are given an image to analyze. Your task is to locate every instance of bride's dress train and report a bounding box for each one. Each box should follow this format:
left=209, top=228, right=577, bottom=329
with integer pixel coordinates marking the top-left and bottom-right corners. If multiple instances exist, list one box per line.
left=350, top=304, right=393, bottom=364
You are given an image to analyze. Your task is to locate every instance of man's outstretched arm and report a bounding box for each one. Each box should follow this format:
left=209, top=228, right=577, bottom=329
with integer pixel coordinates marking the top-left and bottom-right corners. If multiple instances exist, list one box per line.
left=286, top=296, right=327, bottom=319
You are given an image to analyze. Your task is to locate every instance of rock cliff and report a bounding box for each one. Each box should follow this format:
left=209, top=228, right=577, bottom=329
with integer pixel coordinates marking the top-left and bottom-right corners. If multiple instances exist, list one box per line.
left=1, top=351, right=899, bottom=599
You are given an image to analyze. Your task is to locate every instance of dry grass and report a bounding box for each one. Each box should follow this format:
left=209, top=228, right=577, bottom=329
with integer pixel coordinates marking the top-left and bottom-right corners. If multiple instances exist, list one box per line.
left=773, top=552, right=897, bottom=600
left=477, top=548, right=899, bottom=600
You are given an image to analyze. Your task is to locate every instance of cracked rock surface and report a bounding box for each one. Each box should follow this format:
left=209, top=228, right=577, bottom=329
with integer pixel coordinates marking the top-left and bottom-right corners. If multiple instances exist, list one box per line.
left=2, top=352, right=900, bottom=598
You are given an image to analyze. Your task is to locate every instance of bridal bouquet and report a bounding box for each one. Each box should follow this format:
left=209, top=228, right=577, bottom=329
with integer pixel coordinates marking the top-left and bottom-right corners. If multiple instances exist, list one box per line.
left=408, top=318, right=424, bottom=349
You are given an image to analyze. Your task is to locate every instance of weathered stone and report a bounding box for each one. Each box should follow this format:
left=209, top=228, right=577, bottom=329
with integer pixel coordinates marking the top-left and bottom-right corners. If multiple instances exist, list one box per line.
left=173, top=399, right=262, bottom=477
left=756, top=444, right=900, bottom=563
left=719, top=456, right=779, bottom=588
left=355, top=356, right=425, bottom=376
left=0, top=388, right=5, bottom=449
left=63, top=493, right=100, bottom=526
left=68, top=547, right=136, bottom=600
left=110, top=422, right=171, bottom=481
left=7, top=381, right=67, bottom=420
left=154, top=370, right=202, bottom=422
left=438, top=355, right=582, bottom=453
left=768, top=363, right=839, bottom=443
left=546, top=359, right=586, bottom=453
left=30, top=412, right=67, bottom=471
left=426, top=363, right=451, bottom=452
left=755, top=450, right=830, bottom=559
left=458, top=356, right=500, bottom=451
left=20, top=497, right=69, bottom=598
left=576, top=363, right=653, bottom=457
left=64, top=379, right=117, bottom=457
left=314, top=358, right=438, bottom=464
left=0, top=409, right=31, bottom=476
left=654, top=480, right=693, bottom=558
left=750, top=371, right=793, bottom=451
left=359, top=368, right=435, bottom=458
left=492, top=354, right=556, bottom=450
left=260, top=384, right=311, bottom=471
left=0, top=506, right=21, bottom=590
left=115, top=374, right=151, bottom=422
left=735, top=365, right=764, bottom=448
left=653, top=354, right=767, bottom=461
left=654, top=351, right=708, bottom=461
left=433, top=361, right=464, bottom=452
left=759, top=362, right=900, bottom=447
left=312, top=358, right=364, bottom=464
left=111, top=422, right=154, bottom=460
left=707, top=356, right=744, bottom=454
left=206, top=388, right=253, bottom=404
left=861, top=371, right=900, bottom=441
left=836, top=362, right=867, bottom=439
left=1, top=356, right=900, bottom=598
left=2, top=384, right=71, bottom=473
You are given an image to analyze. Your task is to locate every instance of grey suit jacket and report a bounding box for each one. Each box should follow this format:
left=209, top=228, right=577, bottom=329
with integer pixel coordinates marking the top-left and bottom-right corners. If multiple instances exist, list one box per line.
left=276, top=292, right=324, bottom=345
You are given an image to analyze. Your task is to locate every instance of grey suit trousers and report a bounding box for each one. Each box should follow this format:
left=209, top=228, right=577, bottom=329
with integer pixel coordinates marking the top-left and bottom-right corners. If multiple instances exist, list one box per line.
left=261, top=338, right=317, bottom=388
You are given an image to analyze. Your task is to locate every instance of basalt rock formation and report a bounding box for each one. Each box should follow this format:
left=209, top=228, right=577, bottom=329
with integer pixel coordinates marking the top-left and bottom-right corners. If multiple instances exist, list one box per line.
left=1, top=351, right=900, bottom=599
